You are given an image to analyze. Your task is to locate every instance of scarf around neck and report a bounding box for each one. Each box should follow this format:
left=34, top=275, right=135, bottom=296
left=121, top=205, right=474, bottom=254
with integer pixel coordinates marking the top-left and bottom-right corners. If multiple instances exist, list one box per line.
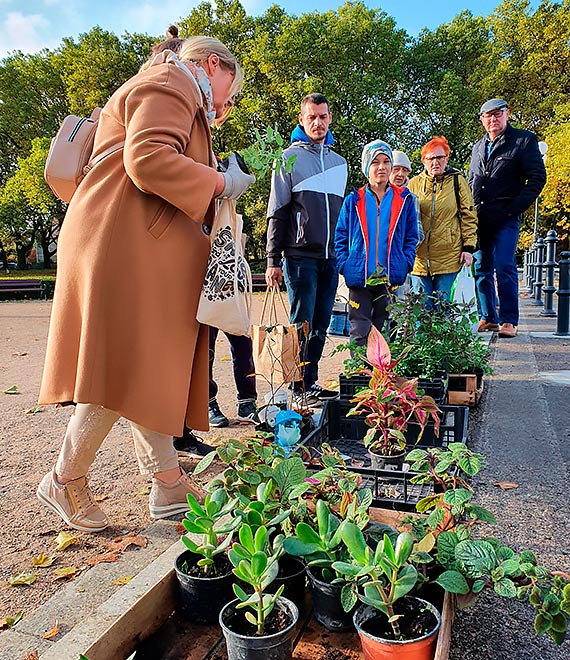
left=147, top=49, right=216, bottom=126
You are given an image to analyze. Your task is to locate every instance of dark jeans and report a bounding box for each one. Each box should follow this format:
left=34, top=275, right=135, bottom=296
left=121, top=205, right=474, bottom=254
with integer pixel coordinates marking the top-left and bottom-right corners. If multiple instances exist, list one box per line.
left=209, top=326, right=256, bottom=404
left=283, top=256, right=338, bottom=389
left=474, top=218, right=520, bottom=325
left=348, top=284, right=391, bottom=346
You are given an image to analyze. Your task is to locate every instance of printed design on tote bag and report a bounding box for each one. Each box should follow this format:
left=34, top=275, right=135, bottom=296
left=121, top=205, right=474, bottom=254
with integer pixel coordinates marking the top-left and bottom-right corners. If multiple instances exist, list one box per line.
left=202, top=226, right=247, bottom=300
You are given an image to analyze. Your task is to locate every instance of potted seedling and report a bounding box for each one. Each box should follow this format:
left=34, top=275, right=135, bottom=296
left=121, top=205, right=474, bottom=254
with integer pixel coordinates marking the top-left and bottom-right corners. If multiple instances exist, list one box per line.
left=220, top=522, right=299, bottom=660
left=283, top=499, right=357, bottom=631
left=348, top=325, right=441, bottom=470
left=334, top=524, right=441, bottom=660
left=175, top=489, right=241, bottom=623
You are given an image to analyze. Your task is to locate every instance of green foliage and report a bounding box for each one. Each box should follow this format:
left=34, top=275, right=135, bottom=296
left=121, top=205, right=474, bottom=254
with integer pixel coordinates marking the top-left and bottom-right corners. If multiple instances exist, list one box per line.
left=180, top=489, right=241, bottom=576
left=333, top=525, right=418, bottom=638
left=229, top=523, right=284, bottom=634
left=389, top=293, right=493, bottom=378
left=240, top=125, right=296, bottom=179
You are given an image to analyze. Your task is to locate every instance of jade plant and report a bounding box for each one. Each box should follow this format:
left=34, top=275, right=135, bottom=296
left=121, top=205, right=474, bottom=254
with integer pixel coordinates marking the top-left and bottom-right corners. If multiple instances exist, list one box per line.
left=333, top=525, right=421, bottom=638
left=180, top=489, right=241, bottom=576
left=228, top=522, right=283, bottom=635
left=347, top=325, right=441, bottom=457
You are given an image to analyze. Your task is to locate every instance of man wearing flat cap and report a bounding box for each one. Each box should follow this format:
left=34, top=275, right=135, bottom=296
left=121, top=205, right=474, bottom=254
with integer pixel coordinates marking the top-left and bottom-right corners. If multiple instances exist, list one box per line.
left=468, top=98, right=546, bottom=338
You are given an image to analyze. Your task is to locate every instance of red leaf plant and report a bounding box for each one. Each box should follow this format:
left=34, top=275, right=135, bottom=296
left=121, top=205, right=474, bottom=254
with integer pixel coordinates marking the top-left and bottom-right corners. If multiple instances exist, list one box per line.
left=347, top=326, right=441, bottom=456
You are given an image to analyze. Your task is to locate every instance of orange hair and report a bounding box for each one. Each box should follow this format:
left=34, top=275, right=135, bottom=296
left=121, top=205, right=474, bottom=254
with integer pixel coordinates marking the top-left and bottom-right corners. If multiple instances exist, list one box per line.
left=421, top=136, right=450, bottom=160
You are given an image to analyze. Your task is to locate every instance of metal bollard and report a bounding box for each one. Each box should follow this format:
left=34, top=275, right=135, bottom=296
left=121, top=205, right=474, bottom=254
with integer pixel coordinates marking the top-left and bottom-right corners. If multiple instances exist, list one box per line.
left=523, top=249, right=530, bottom=289
left=554, top=251, right=570, bottom=336
left=526, top=244, right=536, bottom=293
left=540, top=230, right=557, bottom=317
left=531, top=238, right=545, bottom=306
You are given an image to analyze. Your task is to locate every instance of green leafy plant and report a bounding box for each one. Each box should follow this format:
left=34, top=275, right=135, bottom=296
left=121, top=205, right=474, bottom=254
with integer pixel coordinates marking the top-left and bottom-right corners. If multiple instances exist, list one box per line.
left=283, top=499, right=349, bottom=583
left=180, top=489, right=241, bottom=576
left=389, top=292, right=492, bottom=379
left=333, top=525, right=420, bottom=639
left=240, top=125, right=296, bottom=179
left=228, top=523, right=283, bottom=635
left=347, top=325, right=441, bottom=456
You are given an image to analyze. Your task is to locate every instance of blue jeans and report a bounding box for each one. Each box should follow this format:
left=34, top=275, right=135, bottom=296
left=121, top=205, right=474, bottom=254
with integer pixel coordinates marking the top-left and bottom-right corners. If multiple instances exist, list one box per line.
left=474, top=219, right=520, bottom=325
left=411, top=272, right=458, bottom=310
left=283, top=256, right=338, bottom=389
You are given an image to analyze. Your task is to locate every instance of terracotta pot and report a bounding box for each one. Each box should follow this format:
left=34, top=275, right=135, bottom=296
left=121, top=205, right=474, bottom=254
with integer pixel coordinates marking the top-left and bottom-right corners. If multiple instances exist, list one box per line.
left=353, top=597, right=441, bottom=660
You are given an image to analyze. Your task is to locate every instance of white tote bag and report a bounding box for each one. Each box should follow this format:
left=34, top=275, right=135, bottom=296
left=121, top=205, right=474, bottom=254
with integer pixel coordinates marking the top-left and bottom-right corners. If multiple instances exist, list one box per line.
left=196, top=199, right=252, bottom=336
left=451, top=265, right=478, bottom=330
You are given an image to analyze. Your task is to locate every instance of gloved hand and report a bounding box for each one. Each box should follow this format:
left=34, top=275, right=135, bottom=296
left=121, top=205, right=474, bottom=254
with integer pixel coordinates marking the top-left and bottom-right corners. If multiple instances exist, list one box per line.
left=218, top=152, right=255, bottom=199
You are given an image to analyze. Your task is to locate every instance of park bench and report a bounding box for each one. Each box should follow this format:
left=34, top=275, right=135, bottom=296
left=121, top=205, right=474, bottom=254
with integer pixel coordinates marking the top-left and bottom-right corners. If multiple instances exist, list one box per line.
left=0, top=279, right=47, bottom=300
left=251, top=273, right=266, bottom=290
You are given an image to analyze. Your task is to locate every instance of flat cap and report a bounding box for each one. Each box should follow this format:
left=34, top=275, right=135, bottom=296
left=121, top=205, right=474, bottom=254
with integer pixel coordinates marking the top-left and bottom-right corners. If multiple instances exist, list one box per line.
left=479, top=98, right=509, bottom=115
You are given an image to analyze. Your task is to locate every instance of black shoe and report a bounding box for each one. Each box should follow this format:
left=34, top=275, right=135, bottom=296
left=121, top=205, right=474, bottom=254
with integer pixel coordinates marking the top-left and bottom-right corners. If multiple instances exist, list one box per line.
left=308, top=383, right=339, bottom=400
left=209, top=400, right=229, bottom=428
left=173, top=429, right=215, bottom=456
left=236, top=401, right=261, bottom=424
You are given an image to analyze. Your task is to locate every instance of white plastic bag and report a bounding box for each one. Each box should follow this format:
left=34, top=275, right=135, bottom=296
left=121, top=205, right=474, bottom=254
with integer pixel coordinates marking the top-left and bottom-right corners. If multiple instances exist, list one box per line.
left=451, top=265, right=478, bottom=330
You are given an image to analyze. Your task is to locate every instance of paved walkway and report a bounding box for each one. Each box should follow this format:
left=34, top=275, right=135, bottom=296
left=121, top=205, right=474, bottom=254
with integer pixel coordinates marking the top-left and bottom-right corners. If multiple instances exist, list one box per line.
left=450, top=295, right=570, bottom=659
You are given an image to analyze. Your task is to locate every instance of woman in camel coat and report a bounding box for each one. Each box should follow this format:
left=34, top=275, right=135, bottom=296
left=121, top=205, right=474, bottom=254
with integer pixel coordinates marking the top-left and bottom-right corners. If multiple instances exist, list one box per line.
left=37, top=37, right=254, bottom=532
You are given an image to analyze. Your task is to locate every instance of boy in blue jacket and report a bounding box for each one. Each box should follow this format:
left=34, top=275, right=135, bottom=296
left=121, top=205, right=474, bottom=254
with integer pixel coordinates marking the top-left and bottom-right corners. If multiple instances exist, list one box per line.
left=334, top=140, right=418, bottom=345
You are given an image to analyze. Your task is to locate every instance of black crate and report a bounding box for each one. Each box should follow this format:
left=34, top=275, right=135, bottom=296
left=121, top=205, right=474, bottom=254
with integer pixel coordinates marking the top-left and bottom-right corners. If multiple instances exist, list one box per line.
left=339, top=374, right=371, bottom=400
left=417, top=374, right=448, bottom=404
left=301, top=400, right=468, bottom=512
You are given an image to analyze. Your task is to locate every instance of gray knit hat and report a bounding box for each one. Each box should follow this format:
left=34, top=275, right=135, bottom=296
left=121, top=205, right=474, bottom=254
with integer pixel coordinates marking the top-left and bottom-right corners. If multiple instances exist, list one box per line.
left=361, top=140, right=393, bottom=178
left=392, top=150, right=411, bottom=171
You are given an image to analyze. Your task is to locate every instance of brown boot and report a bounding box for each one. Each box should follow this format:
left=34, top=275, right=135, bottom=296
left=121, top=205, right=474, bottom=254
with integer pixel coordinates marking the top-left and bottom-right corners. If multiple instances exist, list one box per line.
left=477, top=320, right=500, bottom=333
left=498, top=323, right=518, bottom=338
left=149, top=468, right=205, bottom=520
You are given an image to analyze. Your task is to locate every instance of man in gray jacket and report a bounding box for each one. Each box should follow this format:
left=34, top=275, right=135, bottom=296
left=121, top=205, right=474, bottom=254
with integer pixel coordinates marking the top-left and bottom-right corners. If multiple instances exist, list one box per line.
left=265, top=93, right=348, bottom=406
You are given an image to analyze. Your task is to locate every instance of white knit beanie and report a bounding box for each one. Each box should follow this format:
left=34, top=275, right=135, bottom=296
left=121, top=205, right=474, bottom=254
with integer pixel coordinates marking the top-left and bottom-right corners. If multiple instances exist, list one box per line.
left=392, top=150, right=411, bottom=171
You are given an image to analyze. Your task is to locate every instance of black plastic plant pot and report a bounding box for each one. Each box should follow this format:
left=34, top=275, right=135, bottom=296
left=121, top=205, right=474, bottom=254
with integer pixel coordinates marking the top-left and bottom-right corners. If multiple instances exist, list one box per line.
left=267, top=555, right=307, bottom=610
left=353, top=597, right=441, bottom=660
left=369, top=448, right=406, bottom=472
left=174, top=550, right=234, bottom=624
left=306, top=566, right=355, bottom=632
left=220, top=596, right=298, bottom=660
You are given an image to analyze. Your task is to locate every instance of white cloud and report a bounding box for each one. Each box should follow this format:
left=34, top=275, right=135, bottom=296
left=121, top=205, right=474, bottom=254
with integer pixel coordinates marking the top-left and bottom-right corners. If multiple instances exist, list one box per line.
left=0, top=11, right=60, bottom=57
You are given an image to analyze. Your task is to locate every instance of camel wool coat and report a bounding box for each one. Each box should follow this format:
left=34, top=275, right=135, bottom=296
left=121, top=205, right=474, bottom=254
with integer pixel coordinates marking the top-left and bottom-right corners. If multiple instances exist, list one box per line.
left=39, top=59, right=220, bottom=436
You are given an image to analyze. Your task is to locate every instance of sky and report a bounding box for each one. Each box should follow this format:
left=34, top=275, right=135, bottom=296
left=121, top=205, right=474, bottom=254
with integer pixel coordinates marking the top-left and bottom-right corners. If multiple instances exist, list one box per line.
left=1, top=1, right=539, bottom=58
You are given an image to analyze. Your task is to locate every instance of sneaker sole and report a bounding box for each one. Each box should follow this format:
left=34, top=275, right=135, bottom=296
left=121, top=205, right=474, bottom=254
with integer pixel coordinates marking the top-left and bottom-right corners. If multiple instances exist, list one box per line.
left=236, top=416, right=260, bottom=424
left=149, top=502, right=190, bottom=520
left=37, top=487, right=108, bottom=532
left=209, top=419, right=229, bottom=428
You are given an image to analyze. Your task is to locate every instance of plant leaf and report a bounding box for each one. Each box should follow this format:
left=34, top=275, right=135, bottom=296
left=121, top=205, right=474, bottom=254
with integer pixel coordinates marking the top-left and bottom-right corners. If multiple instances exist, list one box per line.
left=53, top=566, right=79, bottom=580
left=3, top=385, right=19, bottom=394
left=55, top=531, right=79, bottom=551
left=8, top=572, right=37, bottom=586
left=32, top=553, right=56, bottom=567
left=112, top=575, right=134, bottom=585
left=435, top=570, right=470, bottom=595
left=42, top=622, right=60, bottom=639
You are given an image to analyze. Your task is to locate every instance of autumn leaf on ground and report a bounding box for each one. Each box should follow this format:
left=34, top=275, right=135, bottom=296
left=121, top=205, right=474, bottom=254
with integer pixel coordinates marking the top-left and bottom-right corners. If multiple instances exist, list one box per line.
left=25, top=406, right=44, bottom=414
left=112, top=575, right=134, bottom=585
left=3, top=385, right=19, bottom=394
left=175, top=523, right=185, bottom=534
left=8, top=572, right=37, bottom=586
left=53, top=566, right=80, bottom=580
left=32, top=553, right=56, bottom=567
left=12, top=351, right=28, bottom=356
left=0, top=611, right=23, bottom=629
left=108, top=532, right=147, bottom=553
left=55, top=531, right=80, bottom=551
left=87, top=552, right=120, bottom=566
left=138, top=487, right=150, bottom=495
left=493, top=481, right=519, bottom=490
left=24, top=651, right=39, bottom=660
left=220, top=355, right=230, bottom=361
left=94, top=494, right=108, bottom=502
left=42, top=621, right=60, bottom=639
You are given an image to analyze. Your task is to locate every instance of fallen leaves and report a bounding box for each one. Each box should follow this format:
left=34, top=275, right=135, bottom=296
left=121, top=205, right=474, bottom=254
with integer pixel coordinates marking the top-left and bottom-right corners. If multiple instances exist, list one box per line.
left=138, top=487, right=150, bottom=495
left=493, top=481, right=519, bottom=490
left=3, top=385, right=19, bottom=394
left=53, top=567, right=80, bottom=580
left=0, top=611, right=23, bottom=629
left=8, top=572, right=37, bottom=586
left=87, top=532, right=147, bottom=566
left=94, top=493, right=109, bottom=502
left=55, top=531, right=80, bottom=551
left=32, top=553, right=56, bottom=567
left=42, top=621, right=60, bottom=639
left=25, top=406, right=44, bottom=414
left=24, top=652, right=39, bottom=660
left=112, top=575, right=134, bottom=585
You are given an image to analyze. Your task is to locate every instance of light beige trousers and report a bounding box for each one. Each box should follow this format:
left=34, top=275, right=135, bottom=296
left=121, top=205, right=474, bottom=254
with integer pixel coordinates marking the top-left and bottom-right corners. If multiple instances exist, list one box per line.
left=55, top=403, right=179, bottom=480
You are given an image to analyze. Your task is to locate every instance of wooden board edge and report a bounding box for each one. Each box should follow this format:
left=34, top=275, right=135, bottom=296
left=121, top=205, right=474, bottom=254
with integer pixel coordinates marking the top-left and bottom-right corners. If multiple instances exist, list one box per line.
left=434, top=591, right=455, bottom=660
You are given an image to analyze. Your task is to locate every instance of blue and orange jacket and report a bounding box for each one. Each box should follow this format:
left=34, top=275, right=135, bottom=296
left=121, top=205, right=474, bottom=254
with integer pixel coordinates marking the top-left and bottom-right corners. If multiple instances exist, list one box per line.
left=334, top=184, right=418, bottom=287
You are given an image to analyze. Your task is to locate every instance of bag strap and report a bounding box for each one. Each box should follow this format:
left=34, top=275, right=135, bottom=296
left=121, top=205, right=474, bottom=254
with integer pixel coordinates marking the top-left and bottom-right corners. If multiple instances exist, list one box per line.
left=225, top=199, right=253, bottom=322
left=260, top=284, right=289, bottom=326
left=84, top=141, right=125, bottom=176
left=453, top=172, right=463, bottom=222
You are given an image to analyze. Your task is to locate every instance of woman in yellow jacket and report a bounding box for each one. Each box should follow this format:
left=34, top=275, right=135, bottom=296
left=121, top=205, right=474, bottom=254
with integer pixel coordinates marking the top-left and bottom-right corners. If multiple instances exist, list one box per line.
left=408, top=136, right=478, bottom=308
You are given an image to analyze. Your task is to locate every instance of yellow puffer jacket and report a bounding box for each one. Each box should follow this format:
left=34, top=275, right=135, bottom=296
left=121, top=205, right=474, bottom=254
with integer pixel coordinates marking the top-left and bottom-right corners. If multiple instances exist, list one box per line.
left=408, top=168, right=478, bottom=276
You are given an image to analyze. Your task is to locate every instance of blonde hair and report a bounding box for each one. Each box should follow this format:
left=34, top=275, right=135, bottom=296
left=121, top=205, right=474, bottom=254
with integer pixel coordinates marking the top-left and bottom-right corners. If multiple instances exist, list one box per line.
left=178, top=36, right=243, bottom=98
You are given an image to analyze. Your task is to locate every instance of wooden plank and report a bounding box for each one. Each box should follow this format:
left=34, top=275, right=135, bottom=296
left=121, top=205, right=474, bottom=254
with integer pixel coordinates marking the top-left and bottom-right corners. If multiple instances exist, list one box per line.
left=368, top=506, right=420, bottom=528
left=434, top=592, right=455, bottom=660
